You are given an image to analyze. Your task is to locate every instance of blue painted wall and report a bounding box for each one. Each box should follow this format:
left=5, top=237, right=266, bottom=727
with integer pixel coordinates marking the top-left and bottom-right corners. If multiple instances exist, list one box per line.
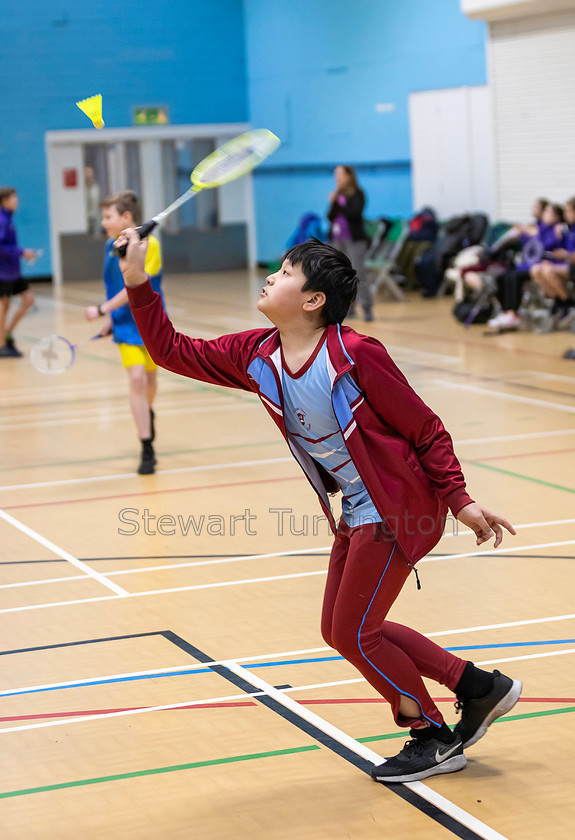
left=0, top=0, right=247, bottom=277
left=1, top=0, right=486, bottom=273
left=245, top=0, right=487, bottom=261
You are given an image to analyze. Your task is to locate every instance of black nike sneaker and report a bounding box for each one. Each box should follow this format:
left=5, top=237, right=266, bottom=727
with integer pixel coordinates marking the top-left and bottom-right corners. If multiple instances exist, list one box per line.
left=370, top=735, right=466, bottom=783
left=454, top=670, right=522, bottom=748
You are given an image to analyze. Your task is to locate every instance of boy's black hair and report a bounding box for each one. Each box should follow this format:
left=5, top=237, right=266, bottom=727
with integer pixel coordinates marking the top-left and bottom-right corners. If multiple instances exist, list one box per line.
left=0, top=187, right=16, bottom=204
left=283, top=238, right=358, bottom=325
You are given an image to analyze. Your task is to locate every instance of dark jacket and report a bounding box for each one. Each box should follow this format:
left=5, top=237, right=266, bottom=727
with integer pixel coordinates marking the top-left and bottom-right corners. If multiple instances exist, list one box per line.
left=327, top=190, right=368, bottom=242
left=127, top=281, right=474, bottom=564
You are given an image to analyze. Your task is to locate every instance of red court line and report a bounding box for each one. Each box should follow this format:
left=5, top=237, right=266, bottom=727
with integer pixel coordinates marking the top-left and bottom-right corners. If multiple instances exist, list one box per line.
left=1, top=696, right=572, bottom=723
left=1, top=475, right=303, bottom=511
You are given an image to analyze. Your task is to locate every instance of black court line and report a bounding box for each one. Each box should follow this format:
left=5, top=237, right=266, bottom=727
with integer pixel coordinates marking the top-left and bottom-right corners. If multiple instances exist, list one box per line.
left=2, top=551, right=573, bottom=567
left=0, top=629, right=493, bottom=838
left=0, top=552, right=331, bottom=566
left=163, top=630, right=491, bottom=840
left=0, top=631, right=166, bottom=657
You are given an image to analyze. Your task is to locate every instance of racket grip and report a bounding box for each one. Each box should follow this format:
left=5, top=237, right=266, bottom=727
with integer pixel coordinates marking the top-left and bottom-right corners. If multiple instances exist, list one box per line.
left=113, top=220, right=158, bottom=258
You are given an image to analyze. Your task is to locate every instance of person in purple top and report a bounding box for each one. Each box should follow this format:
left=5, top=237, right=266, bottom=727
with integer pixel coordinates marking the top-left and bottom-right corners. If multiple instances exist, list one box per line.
left=531, top=198, right=575, bottom=327
left=516, top=197, right=549, bottom=242
left=0, top=187, right=38, bottom=358
left=327, top=166, right=373, bottom=321
left=489, top=203, right=565, bottom=330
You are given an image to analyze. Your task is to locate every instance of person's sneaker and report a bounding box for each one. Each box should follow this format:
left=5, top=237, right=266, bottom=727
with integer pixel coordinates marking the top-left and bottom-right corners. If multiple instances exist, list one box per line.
left=454, top=670, right=522, bottom=748
left=4, top=335, right=23, bottom=356
left=137, top=441, right=157, bottom=475
left=363, top=307, right=374, bottom=322
left=370, top=735, right=466, bottom=783
left=137, top=453, right=156, bottom=475
left=487, top=311, right=520, bottom=330
left=0, top=344, right=21, bottom=358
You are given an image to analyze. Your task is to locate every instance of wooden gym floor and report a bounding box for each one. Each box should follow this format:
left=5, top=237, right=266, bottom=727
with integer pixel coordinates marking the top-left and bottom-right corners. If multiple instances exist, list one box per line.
left=0, top=271, right=574, bottom=840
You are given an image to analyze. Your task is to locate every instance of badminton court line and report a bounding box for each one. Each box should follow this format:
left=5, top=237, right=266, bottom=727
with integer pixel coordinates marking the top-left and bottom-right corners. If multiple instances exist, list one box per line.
left=0, top=545, right=332, bottom=591
left=0, top=538, right=573, bottom=611
left=453, top=428, right=575, bottom=446
left=434, top=380, right=575, bottom=415
left=223, top=661, right=508, bottom=840
left=1, top=522, right=574, bottom=592
left=0, top=646, right=508, bottom=838
left=183, top=637, right=509, bottom=840
left=3, top=643, right=574, bottom=703
left=0, top=398, right=258, bottom=433
left=0, top=509, right=128, bottom=597
left=0, top=455, right=293, bottom=493
left=2, top=648, right=573, bottom=735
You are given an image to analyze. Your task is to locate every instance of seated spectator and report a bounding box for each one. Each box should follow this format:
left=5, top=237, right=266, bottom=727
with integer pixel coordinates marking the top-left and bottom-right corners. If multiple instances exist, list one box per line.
left=514, top=196, right=549, bottom=239
left=485, top=198, right=549, bottom=255
left=531, top=197, right=575, bottom=326
left=488, top=203, right=564, bottom=330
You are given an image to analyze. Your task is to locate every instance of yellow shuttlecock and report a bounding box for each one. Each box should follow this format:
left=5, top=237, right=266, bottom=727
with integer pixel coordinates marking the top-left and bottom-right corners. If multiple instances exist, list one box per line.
left=76, top=94, right=104, bottom=129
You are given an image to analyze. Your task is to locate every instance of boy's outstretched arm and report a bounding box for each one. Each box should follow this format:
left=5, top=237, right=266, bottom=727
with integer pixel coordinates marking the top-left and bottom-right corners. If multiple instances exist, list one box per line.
left=116, top=228, right=268, bottom=393
left=456, top=502, right=516, bottom=548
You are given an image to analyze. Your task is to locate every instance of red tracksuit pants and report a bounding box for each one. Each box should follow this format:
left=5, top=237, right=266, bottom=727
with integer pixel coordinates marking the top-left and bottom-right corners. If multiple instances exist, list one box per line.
left=321, top=520, right=466, bottom=728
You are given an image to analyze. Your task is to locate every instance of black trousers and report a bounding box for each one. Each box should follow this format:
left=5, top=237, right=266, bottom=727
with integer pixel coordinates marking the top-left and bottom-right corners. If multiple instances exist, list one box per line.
left=496, top=270, right=530, bottom=312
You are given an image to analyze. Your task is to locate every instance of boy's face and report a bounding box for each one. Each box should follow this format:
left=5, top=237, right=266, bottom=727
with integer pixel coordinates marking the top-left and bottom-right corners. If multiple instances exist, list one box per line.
left=258, top=259, right=323, bottom=324
left=101, top=206, right=133, bottom=239
left=1, top=193, right=18, bottom=212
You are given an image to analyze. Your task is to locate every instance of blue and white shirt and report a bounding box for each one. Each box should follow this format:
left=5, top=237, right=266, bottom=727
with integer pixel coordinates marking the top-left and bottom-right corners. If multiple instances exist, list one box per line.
left=282, top=333, right=381, bottom=528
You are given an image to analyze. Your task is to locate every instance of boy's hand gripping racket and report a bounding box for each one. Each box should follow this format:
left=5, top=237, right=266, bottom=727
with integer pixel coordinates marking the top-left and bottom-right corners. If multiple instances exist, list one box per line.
left=30, top=332, right=108, bottom=375
left=114, top=128, right=280, bottom=257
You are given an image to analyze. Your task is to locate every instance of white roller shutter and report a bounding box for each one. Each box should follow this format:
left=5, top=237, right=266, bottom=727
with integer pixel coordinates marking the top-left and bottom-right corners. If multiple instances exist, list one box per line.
left=490, top=10, right=575, bottom=220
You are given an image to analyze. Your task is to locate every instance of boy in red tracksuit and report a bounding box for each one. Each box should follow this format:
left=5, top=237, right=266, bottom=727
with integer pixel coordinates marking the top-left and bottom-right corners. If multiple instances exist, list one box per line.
left=119, top=230, right=521, bottom=784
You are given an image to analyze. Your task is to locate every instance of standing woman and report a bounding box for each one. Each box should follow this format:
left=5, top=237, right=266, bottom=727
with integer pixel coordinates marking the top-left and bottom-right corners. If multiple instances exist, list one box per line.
left=327, top=165, right=373, bottom=321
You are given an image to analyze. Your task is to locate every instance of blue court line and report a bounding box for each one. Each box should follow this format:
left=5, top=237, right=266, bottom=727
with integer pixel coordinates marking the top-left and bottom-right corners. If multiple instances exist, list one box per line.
left=1, top=639, right=574, bottom=699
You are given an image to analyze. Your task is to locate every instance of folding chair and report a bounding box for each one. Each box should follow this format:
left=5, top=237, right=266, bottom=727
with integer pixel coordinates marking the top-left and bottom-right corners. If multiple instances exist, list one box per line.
left=365, top=218, right=409, bottom=301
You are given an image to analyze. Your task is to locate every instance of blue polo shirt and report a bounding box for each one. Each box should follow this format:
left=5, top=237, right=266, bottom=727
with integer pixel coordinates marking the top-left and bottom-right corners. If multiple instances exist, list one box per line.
left=103, top=235, right=164, bottom=345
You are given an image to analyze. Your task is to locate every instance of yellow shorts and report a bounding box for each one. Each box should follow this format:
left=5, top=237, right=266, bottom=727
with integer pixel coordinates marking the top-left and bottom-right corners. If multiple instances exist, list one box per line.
left=118, top=343, right=157, bottom=371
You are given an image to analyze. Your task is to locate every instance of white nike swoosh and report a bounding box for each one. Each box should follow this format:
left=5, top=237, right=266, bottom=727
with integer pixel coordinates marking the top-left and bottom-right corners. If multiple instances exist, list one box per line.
left=435, top=742, right=461, bottom=763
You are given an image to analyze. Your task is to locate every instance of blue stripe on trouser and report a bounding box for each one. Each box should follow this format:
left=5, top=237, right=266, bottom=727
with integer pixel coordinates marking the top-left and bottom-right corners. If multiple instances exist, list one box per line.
left=356, top=542, right=438, bottom=727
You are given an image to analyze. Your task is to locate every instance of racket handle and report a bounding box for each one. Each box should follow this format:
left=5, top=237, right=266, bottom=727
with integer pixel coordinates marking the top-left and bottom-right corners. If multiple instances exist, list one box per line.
left=113, top=220, right=158, bottom=258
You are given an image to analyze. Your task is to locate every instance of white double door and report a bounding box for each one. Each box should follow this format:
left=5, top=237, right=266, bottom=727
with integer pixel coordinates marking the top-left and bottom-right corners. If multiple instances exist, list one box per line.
left=409, top=85, right=496, bottom=219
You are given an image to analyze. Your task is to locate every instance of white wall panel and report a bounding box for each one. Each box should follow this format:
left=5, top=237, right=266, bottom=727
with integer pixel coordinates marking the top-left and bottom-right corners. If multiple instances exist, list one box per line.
left=409, top=86, right=495, bottom=218
left=489, top=11, right=575, bottom=220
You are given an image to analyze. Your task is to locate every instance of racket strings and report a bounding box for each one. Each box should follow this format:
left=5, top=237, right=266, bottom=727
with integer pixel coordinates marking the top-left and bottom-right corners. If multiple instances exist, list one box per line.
left=198, top=147, right=256, bottom=185
left=30, top=336, right=74, bottom=374
left=193, top=129, right=280, bottom=188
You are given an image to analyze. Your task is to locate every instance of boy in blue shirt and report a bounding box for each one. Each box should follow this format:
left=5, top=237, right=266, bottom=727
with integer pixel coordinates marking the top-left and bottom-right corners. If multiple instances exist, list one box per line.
left=85, top=191, right=164, bottom=474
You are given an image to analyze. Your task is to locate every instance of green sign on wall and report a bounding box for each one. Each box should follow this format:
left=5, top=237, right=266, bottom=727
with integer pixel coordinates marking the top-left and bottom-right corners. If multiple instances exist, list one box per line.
left=133, top=106, right=169, bottom=126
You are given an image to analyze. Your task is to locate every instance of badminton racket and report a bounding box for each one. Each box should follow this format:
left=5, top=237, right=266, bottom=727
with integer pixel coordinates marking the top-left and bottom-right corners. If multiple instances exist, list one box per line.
left=114, top=128, right=280, bottom=257
left=30, top=332, right=108, bottom=375
left=521, top=237, right=556, bottom=267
